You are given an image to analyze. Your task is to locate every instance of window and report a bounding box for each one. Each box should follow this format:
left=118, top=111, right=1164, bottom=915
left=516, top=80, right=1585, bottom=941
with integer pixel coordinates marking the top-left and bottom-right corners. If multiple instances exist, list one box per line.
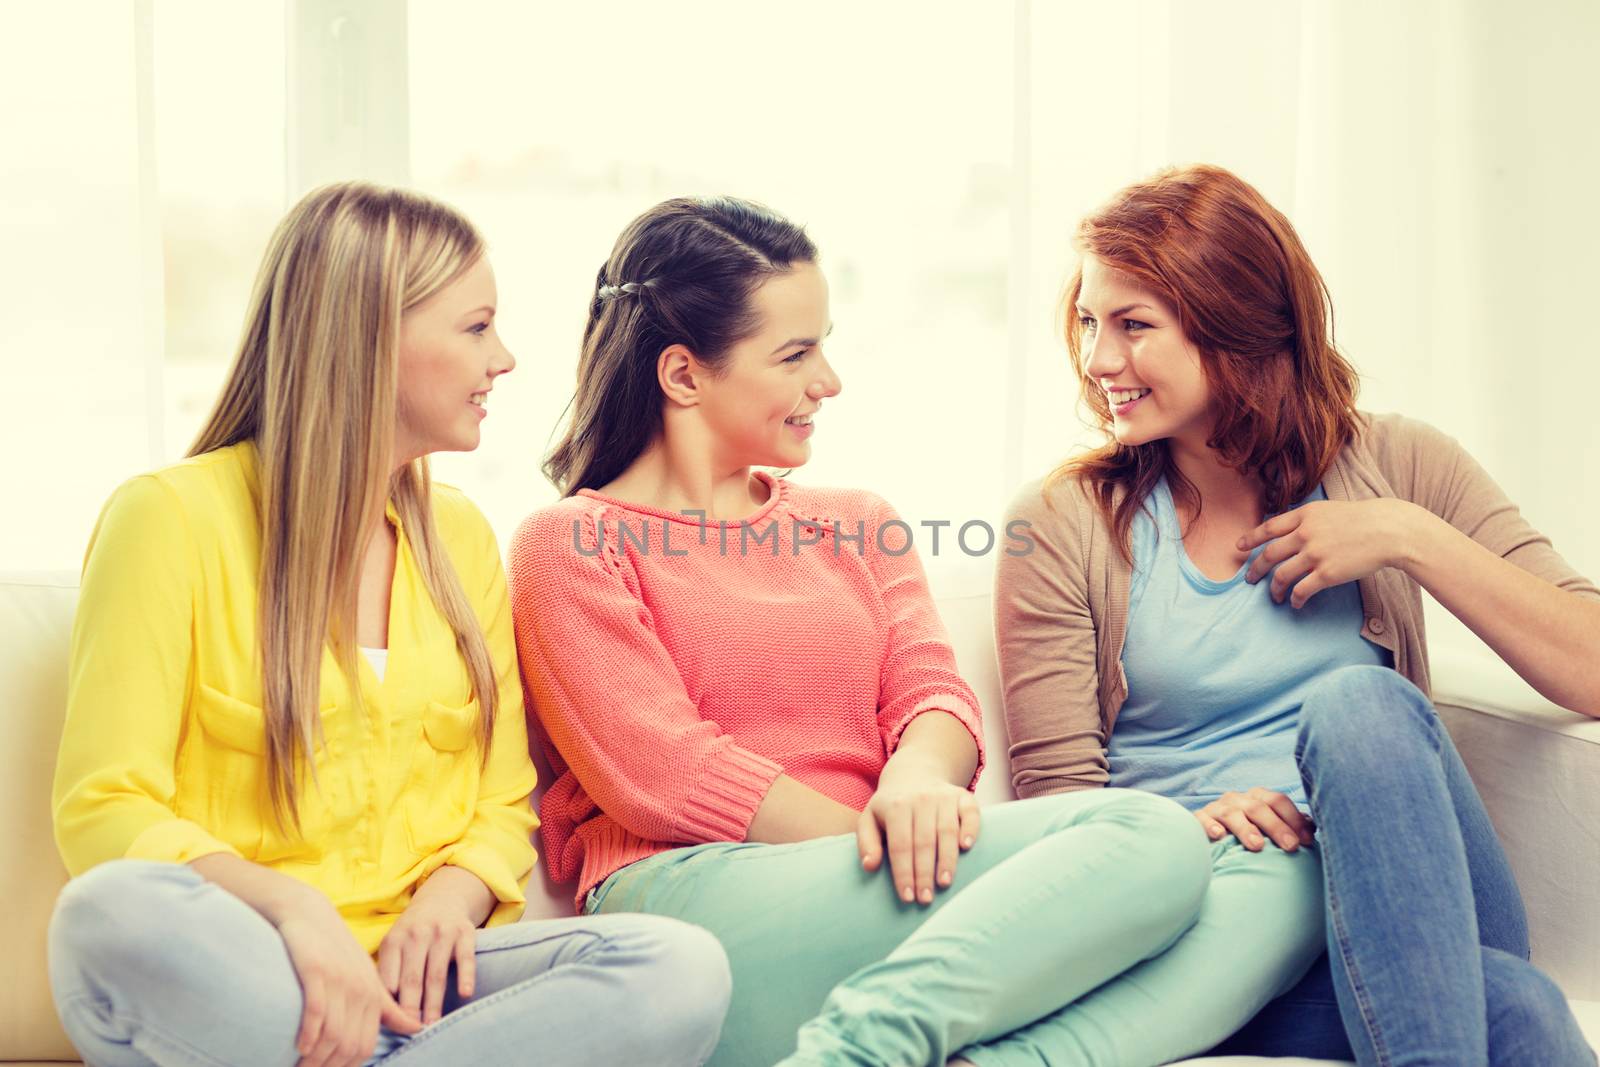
left=12, top=2, right=1594, bottom=589
left=155, top=0, right=286, bottom=459
left=408, top=1, right=1016, bottom=577
left=0, top=6, right=159, bottom=572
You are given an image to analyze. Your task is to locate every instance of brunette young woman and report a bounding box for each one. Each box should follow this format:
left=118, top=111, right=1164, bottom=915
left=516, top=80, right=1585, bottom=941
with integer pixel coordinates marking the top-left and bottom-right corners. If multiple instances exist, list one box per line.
left=511, top=195, right=1331, bottom=1067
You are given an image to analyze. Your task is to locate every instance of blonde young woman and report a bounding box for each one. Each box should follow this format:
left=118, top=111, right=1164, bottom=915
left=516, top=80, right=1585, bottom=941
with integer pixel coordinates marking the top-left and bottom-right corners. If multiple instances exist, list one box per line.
left=47, top=183, right=730, bottom=1067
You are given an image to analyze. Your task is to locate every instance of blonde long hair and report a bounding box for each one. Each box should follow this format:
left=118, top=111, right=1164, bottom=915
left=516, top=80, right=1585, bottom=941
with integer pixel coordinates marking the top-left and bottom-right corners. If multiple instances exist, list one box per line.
left=190, top=182, right=497, bottom=831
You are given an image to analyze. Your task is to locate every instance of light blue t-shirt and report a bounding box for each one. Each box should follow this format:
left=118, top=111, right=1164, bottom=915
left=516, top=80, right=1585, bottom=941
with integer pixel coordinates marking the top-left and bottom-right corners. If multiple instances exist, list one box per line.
left=1109, top=477, right=1390, bottom=811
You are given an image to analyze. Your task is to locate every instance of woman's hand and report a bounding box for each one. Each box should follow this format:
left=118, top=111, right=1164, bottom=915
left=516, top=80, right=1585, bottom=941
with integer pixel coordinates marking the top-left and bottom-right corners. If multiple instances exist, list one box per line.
left=1239, top=498, right=1427, bottom=608
left=187, top=852, right=421, bottom=1067
left=377, top=867, right=492, bottom=1028
left=857, top=764, right=981, bottom=905
left=1195, top=787, right=1315, bottom=852
left=275, top=892, right=421, bottom=1067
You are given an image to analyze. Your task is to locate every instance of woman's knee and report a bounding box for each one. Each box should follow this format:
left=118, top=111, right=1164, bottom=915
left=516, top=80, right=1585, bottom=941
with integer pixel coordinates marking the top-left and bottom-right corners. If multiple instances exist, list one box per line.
left=1097, top=788, right=1213, bottom=914
left=1297, top=665, right=1434, bottom=755
left=1483, top=950, right=1595, bottom=1065
left=50, top=859, right=196, bottom=971
left=623, top=917, right=732, bottom=1053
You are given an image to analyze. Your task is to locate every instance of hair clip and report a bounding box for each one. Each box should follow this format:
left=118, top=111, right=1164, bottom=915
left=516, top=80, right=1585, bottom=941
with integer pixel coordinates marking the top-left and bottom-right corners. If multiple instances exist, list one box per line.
left=597, top=280, right=652, bottom=301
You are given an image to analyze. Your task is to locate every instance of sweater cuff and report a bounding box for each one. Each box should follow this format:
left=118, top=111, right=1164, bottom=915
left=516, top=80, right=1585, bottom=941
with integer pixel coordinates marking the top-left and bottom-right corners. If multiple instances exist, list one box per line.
left=882, top=696, right=987, bottom=792
left=435, top=841, right=529, bottom=910
left=677, top=742, right=785, bottom=843
left=125, top=818, right=243, bottom=866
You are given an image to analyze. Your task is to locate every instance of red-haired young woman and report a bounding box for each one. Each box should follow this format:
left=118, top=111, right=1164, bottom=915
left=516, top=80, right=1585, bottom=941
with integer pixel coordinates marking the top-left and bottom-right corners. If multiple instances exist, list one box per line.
left=997, top=164, right=1598, bottom=1065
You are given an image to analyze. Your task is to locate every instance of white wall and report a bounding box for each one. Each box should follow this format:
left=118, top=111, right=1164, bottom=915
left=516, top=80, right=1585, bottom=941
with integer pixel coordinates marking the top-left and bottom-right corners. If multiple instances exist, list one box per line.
left=2, top=1, right=1596, bottom=590
left=0, top=2, right=163, bottom=573
left=404, top=1, right=1016, bottom=568
left=1019, top=0, right=1600, bottom=583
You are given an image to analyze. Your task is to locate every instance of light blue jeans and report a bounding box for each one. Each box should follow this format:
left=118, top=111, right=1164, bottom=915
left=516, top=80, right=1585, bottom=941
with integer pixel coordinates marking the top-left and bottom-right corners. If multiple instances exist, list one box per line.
left=591, top=788, right=1326, bottom=1067
left=48, top=859, right=731, bottom=1066
left=1215, top=665, right=1594, bottom=1066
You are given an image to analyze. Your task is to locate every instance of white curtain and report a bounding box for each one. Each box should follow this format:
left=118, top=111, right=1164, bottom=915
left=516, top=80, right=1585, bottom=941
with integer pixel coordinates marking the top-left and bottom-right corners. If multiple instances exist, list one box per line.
left=0, top=2, right=163, bottom=575
left=3, top=0, right=1595, bottom=590
left=1018, top=0, right=1600, bottom=588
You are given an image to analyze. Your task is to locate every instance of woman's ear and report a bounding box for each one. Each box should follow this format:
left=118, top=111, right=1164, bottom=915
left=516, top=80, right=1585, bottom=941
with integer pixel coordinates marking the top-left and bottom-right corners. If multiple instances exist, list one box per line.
left=657, top=344, right=701, bottom=408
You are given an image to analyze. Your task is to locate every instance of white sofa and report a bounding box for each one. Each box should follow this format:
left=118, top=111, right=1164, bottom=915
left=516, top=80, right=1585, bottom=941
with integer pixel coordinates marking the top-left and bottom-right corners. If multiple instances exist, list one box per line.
left=3, top=571, right=1597, bottom=1066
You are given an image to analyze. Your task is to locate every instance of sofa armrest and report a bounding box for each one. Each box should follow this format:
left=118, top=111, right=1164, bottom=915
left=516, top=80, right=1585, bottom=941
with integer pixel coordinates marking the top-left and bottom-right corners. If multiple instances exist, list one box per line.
left=1429, top=612, right=1600, bottom=1002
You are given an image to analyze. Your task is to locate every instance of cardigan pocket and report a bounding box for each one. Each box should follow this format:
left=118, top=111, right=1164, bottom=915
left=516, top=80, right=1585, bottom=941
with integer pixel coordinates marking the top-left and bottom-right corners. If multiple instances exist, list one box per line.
left=189, top=683, right=337, bottom=861
left=404, top=697, right=481, bottom=857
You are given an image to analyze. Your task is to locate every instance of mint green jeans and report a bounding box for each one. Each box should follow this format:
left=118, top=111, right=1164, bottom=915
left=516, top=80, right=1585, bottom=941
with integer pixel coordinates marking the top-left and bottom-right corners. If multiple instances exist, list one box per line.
left=589, top=789, right=1325, bottom=1066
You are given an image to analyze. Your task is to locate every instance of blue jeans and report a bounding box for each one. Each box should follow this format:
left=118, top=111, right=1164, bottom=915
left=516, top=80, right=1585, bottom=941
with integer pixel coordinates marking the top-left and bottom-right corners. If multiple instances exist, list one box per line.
left=48, top=859, right=731, bottom=1066
left=1212, top=665, right=1593, bottom=1066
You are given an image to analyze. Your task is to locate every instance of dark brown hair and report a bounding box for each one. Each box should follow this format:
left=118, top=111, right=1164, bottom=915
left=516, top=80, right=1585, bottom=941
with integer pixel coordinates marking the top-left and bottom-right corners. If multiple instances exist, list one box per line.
left=1054, top=164, right=1361, bottom=560
left=544, top=196, right=817, bottom=495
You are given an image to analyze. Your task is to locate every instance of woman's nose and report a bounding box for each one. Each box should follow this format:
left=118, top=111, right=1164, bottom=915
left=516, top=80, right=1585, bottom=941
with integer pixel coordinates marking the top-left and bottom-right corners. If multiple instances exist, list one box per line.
left=1083, top=331, right=1123, bottom=378
left=492, top=341, right=516, bottom=376
left=809, top=352, right=842, bottom=399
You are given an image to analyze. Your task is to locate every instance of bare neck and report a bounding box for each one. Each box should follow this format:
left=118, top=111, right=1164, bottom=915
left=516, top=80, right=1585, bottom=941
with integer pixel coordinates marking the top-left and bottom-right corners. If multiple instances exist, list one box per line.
left=1166, top=434, right=1263, bottom=524
left=598, top=433, right=769, bottom=522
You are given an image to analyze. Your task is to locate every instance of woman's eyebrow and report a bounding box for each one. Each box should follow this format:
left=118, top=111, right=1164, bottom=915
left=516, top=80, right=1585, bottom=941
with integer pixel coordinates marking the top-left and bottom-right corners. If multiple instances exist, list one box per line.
left=769, top=322, right=835, bottom=355
left=1076, top=302, right=1152, bottom=318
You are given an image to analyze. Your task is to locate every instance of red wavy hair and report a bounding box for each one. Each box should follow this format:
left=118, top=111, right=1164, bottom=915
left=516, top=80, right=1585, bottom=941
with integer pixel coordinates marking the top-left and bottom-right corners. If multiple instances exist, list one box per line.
left=1052, top=164, right=1361, bottom=561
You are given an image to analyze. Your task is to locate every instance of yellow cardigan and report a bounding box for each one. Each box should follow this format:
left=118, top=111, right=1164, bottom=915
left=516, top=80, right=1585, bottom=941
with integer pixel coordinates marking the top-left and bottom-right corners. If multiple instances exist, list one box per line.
left=52, top=442, right=539, bottom=951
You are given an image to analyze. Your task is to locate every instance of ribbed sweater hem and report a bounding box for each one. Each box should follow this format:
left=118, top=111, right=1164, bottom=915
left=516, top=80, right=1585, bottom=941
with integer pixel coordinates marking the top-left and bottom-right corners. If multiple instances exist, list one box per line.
left=677, top=742, right=785, bottom=841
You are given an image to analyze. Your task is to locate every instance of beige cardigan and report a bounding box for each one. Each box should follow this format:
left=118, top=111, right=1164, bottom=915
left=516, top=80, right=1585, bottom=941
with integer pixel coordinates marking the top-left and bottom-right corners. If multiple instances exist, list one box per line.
left=994, top=412, right=1600, bottom=799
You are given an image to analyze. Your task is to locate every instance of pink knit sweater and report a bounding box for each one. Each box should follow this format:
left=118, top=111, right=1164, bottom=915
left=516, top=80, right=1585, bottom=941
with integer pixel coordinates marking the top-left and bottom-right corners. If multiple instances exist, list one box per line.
left=508, top=472, right=985, bottom=908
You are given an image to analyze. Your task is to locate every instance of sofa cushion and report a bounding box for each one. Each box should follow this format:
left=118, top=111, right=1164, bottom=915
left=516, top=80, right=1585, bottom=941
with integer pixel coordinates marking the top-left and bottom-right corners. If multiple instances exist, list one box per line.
left=1170, top=997, right=1600, bottom=1063
left=1429, top=613, right=1600, bottom=1002
left=0, top=573, right=79, bottom=1062
left=6, top=574, right=1597, bottom=1066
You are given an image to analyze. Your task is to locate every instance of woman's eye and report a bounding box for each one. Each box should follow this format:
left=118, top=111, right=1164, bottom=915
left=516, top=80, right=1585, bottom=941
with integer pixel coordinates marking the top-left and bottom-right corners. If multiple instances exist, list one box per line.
left=469, top=322, right=490, bottom=336
left=1123, top=318, right=1151, bottom=332
left=783, top=348, right=808, bottom=364
left=1079, top=316, right=1097, bottom=332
